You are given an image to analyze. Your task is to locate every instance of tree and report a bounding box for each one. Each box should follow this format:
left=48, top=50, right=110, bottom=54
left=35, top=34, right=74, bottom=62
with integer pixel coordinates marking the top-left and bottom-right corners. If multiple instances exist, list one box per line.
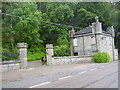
left=38, top=2, right=74, bottom=46
left=2, top=2, right=43, bottom=51
left=112, top=1, right=120, bottom=52
left=2, top=2, right=120, bottom=59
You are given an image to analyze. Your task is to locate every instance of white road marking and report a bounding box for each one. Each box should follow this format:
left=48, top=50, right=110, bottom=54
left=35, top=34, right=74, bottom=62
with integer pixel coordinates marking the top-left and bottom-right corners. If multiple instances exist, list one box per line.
left=101, top=66, right=105, bottom=68
left=58, top=75, right=72, bottom=80
left=78, top=71, right=87, bottom=74
left=29, top=81, right=51, bottom=88
left=104, top=63, right=108, bottom=65
left=90, top=68, right=97, bottom=71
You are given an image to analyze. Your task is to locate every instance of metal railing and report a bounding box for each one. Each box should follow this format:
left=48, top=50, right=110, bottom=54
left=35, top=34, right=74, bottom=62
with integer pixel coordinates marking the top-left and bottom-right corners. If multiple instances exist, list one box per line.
left=2, top=51, right=18, bottom=61
left=54, top=50, right=70, bottom=56
left=54, top=49, right=98, bottom=56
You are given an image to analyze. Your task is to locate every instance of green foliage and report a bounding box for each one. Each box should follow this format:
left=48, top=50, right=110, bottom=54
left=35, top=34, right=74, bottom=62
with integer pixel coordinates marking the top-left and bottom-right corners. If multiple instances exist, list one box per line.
left=54, top=45, right=70, bottom=56
left=2, top=49, right=18, bottom=61
left=76, top=8, right=96, bottom=27
left=2, top=52, right=18, bottom=61
left=92, top=52, right=110, bottom=63
left=2, top=2, right=120, bottom=60
left=2, top=2, right=43, bottom=50
left=27, top=51, right=45, bottom=61
left=39, top=2, right=74, bottom=46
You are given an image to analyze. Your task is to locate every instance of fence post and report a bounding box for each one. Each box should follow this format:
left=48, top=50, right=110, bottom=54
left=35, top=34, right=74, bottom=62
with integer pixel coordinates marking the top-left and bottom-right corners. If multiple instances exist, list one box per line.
left=46, top=44, right=53, bottom=65
left=17, top=43, right=27, bottom=69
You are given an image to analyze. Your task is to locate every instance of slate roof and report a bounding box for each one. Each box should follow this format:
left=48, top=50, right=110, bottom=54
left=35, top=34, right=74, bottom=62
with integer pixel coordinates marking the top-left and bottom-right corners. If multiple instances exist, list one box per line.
left=75, top=26, right=92, bottom=35
left=102, top=30, right=111, bottom=34
left=75, top=26, right=111, bottom=35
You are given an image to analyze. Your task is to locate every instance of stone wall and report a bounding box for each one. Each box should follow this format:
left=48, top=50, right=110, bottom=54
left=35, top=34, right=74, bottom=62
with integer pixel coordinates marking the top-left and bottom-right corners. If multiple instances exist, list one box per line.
left=46, top=44, right=92, bottom=65
left=51, top=56, right=92, bottom=65
left=74, top=35, right=95, bottom=56
left=2, top=43, right=27, bottom=72
left=74, top=33, right=118, bottom=61
left=98, top=34, right=114, bottom=61
left=2, top=60, right=20, bottom=72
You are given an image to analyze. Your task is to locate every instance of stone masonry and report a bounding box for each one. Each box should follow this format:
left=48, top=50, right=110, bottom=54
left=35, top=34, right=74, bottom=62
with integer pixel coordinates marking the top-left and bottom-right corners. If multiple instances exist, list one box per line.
left=46, top=44, right=92, bottom=65
left=46, top=44, right=54, bottom=65
left=69, top=16, right=118, bottom=61
left=17, top=43, right=27, bottom=69
left=2, top=43, right=28, bottom=72
left=2, top=61, right=20, bottom=72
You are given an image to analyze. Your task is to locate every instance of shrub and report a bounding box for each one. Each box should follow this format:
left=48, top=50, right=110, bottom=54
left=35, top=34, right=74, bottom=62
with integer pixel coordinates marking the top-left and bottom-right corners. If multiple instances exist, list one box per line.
left=92, top=52, right=110, bottom=63
left=54, top=45, right=70, bottom=56
left=2, top=49, right=18, bottom=61
left=27, top=51, right=45, bottom=61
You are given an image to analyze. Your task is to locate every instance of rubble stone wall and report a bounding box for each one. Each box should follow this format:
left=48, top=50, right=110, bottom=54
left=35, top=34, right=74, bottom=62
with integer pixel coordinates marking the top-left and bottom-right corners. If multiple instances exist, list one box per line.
left=50, top=56, right=92, bottom=65
left=2, top=60, right=20, bottom=72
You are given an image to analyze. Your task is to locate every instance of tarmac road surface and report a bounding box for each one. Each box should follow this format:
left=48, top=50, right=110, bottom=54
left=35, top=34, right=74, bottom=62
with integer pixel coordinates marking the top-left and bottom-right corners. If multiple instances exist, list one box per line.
left=2, top=61, right=118, bottom=88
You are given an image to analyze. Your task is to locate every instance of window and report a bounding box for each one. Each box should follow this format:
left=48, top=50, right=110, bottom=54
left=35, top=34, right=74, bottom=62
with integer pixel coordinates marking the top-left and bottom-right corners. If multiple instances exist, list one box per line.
left=74, top=52, right=78, bottom=56
left=73, top=38, right=77, bottom=46
left=91, top=36, right=96, bottom=44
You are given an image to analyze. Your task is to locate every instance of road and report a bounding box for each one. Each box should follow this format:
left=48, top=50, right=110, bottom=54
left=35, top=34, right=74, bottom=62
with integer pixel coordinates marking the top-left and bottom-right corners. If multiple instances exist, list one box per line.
left=2, top=61, right=118, bottom=88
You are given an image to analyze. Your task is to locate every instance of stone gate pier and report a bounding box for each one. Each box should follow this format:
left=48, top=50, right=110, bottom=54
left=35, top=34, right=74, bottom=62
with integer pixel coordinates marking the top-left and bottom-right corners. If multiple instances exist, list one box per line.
left=17, top=43, right=27, bottom=69
left=46, top=44, right=54, bottom=65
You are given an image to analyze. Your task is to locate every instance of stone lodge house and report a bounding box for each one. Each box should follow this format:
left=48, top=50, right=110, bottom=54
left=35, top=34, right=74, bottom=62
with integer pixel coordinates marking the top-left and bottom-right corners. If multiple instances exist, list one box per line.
left=69, top=17, right=118, bottom=61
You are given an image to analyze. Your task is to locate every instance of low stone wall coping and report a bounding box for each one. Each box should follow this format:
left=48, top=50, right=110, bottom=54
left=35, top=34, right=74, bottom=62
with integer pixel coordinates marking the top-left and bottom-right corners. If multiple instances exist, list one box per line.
left=2, top=60, right=20, bottom=64
left=17, top=43, right=27, bottom=48
left=53, top=55, right=92, bottom=59
left=46, top=44, right=53, bottom=49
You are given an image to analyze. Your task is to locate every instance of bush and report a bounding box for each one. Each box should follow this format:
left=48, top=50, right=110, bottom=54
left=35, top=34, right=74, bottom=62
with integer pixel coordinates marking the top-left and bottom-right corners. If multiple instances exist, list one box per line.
left=92, top=52, right=110, bottom=63
left=2, top=49, right=18, bottom=61
left=27, top=51, right=45, bottom=61
left=54, top=45, right=70, bottom=56
left=2, top=52, right=18, bottom=61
